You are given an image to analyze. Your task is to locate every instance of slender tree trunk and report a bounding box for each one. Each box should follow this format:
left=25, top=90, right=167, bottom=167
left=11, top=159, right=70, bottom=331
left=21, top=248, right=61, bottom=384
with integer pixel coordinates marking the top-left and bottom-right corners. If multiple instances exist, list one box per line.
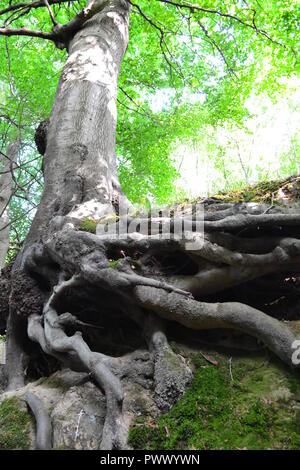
left=0, top=141, right=18, bottom=269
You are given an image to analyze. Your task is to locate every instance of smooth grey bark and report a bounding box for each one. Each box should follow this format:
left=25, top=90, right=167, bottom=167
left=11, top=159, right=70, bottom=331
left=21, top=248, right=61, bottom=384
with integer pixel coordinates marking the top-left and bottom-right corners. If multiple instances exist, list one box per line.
left=24, top=0, right=131, bottom=249
left=22, top=392, right=52, bottom=449
left=0, top=141, right=18, bottom=269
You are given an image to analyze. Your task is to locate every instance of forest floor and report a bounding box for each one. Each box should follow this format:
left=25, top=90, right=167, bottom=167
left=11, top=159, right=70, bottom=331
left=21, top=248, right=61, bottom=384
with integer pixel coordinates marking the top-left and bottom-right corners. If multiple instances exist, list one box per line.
left=129, top=341, right=300, bottom=450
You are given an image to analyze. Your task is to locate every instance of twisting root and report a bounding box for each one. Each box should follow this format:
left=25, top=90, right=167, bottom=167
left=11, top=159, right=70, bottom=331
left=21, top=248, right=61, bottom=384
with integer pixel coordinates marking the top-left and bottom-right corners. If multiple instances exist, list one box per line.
left=28, top=276, right=127, bottom=450
left=3, top=201, right=300, bottom=449
left=21, top=392, right=52, bottom=450
left=134, top=286, right=300, bottom=368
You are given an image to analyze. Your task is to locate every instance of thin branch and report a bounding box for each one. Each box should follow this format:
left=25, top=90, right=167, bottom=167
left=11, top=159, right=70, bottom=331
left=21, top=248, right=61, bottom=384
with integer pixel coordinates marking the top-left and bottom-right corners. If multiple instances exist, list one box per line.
left=156, top=0, right=285, bottom=47
left=196, top=20, right=237, bottom=78
left=0, top=205, right=36, bottom=233
left=129, top=0, right=186, bottom=81
left=43, top=0, right=57, bottom=26
left=0, top=0, right=74, bottom=18
left=5, top=38, right=15, bottom=96
left=0, top=26, right=55, bottom=41
left=119, top=86, right=158, bottom=121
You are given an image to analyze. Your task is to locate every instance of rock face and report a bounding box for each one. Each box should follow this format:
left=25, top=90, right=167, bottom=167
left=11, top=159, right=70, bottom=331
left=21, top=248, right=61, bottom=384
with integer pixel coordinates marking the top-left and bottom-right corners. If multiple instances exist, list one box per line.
left=52, top=380, right=107, bottom=450
left=0, top=362, right=163, bottom=450
left=129, top=343, right=300, bottom=451
left=0, top=369, right=107, bottom=449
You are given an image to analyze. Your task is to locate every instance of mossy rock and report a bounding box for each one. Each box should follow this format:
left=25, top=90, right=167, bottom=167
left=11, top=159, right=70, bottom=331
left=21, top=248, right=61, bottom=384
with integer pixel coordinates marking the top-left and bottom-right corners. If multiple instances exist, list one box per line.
left=129, top=348, right=300, bottom=450
left=0, top=397, right=31, bottom=450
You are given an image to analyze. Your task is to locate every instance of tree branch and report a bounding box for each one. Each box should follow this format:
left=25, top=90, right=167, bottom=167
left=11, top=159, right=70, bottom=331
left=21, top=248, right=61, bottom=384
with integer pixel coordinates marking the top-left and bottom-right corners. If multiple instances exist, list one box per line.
left=0, top=26, right=55, bottom=40
left=42, top=0, right=57, bottom=26
left=156, top=0, right=285, bottom=47
left=0, top=0, right=110, bottom=46
left=0, top=0, right=74, bottom=18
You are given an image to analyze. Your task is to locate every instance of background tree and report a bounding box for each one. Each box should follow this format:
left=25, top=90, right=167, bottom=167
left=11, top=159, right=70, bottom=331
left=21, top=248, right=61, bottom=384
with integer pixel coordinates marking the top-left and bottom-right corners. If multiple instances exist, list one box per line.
left=0, top=0, right=299, bottom=450
left=0, top=142, right=18, bottom=268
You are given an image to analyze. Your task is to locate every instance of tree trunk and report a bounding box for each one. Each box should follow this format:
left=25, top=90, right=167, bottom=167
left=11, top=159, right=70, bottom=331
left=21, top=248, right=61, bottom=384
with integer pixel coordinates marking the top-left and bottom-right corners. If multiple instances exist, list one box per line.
left=6, top=0, right=131, bottom=393
left=24, top=0, right=130, bottom=249
left=0, top=141, right=18, bottom=269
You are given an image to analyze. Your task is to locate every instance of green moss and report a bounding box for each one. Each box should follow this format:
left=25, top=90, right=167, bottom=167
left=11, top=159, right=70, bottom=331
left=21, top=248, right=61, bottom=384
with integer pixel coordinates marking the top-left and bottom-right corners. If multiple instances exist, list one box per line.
left=288, top=375, right=300, bottom=395
left=79, top=219, right=98, bottom=234
left=169, top=341, right=182, bottom=355
left=99, top=214, right=119, bottom=224
left=129, top=352, right=300, bottom=450
left=108, top=259, right=122, bottom=269
left=79, top=214, right=120, bottom=234
left=0, top=397, right=31, bottom=450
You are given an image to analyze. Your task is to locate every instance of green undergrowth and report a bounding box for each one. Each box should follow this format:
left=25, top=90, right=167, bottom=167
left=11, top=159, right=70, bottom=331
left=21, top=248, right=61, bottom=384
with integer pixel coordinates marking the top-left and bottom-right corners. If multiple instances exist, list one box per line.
left=0, top=397, right=31, bottom=450
left=129, top=348, right=300, bottom=450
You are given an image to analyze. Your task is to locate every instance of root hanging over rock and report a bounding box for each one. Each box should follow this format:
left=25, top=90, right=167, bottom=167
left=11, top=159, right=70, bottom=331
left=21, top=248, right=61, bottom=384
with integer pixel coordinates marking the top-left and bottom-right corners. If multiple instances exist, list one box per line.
left=21, top=392, right=52, bottom=450
left=2, top=200, right=300, bottom=449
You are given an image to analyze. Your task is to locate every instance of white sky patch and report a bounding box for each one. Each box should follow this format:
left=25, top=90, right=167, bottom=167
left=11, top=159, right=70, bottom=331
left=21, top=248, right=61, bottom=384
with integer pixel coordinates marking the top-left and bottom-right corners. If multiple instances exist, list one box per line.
left=173, top=77, right=300, bottom=197
left=148, top=88, right=206, bottom=113
left=149, top=89, right=176, bottom=113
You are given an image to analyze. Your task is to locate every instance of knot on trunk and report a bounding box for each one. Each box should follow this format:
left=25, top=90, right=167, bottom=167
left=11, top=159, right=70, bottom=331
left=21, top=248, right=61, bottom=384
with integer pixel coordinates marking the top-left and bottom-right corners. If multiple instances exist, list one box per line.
left=0, top=263, right=13, bottom=333
left=34, top=119, right=50, bottom=156
left=10, top=270, right=43, bottom=320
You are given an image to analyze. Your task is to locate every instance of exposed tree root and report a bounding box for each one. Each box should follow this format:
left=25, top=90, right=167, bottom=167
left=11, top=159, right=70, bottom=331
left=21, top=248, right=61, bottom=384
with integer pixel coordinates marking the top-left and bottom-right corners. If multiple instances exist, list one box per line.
left=28, top=276, right=127, bottom=449
left=21, top=392, right=52, bottom=450
left=2, top=201, right=300, bottom=449
left=134, top=286, right=298, bottom=367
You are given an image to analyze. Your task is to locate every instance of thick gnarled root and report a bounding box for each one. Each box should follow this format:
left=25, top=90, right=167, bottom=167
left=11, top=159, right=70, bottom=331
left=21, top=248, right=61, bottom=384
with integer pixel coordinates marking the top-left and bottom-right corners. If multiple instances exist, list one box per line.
left=28, top=277, right=127, bottom=450
left=3, top=201, right=300, bottom=449
left=134, top=286, right=300, bottom=369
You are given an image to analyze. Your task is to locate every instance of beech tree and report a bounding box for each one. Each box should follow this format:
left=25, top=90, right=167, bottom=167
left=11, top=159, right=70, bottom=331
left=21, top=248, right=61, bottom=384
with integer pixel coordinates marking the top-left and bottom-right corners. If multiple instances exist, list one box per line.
left=0, top=0, right=299, bottom=450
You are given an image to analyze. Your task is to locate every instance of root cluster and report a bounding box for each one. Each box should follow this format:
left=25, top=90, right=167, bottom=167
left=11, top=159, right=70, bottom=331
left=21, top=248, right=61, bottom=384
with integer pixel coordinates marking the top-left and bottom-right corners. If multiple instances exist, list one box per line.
left=2, top=200, right=300, bottom=449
